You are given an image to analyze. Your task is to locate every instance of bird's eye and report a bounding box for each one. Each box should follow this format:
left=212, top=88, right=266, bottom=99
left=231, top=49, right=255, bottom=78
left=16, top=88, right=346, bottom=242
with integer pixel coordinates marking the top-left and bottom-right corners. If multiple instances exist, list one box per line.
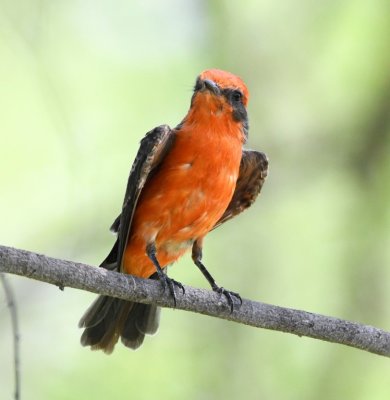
left=232, top=90, right=243, bottom=103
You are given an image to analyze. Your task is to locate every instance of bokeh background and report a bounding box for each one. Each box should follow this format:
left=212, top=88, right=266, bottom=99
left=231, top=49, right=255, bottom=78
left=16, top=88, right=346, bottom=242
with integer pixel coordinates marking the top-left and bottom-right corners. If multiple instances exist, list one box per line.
left=1, top=1, right=390, bottom=399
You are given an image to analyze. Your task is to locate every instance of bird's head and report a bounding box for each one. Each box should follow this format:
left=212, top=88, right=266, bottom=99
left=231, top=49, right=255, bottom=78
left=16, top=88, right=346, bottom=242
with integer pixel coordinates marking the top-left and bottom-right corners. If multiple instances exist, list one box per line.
left=187, top=69, right=250, bottom=141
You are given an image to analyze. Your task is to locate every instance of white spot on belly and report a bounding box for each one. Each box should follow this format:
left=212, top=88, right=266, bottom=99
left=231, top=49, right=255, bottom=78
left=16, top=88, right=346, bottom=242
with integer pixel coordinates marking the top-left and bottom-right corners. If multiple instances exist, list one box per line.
left=229, top=173, right=238, bottom=183
left=185, top=190, right=205, bottom=207
left=180, top=163, right=193, bottom=170
left=162, top=239, right=194, bottom=254
left=141, top=226, right=158, bottom=243
left=178, top=226, right=192, bottom=233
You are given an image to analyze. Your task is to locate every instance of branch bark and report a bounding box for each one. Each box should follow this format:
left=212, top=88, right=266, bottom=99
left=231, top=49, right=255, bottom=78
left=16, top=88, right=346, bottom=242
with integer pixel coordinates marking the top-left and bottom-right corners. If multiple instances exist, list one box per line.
left=0, top=273, right=20, bottom=400
left=0, top=244, right=389, bottom=357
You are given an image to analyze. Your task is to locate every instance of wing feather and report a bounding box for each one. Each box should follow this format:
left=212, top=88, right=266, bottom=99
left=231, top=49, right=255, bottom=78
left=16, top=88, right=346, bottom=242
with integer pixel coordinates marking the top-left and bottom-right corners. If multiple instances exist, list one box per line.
left=104, top=125, right=175, bottom=271
left=213, top=150, right=268, bottom=230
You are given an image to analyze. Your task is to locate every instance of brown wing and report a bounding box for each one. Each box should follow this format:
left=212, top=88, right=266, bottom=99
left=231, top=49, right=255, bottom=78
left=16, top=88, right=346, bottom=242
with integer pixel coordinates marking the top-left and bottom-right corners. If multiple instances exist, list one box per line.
left=101, top=125, right=176, bottom=271
left=212, top=149, right=268, bottom=230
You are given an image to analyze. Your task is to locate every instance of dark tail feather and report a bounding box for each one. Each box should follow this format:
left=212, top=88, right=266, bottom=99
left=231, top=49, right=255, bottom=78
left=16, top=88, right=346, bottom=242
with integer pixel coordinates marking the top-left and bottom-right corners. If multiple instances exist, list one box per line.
left=79, top=297, right=160, bottom=353
left=79, top=239, right=160, bottom=353
left=121, top=302, right=160, bottom=349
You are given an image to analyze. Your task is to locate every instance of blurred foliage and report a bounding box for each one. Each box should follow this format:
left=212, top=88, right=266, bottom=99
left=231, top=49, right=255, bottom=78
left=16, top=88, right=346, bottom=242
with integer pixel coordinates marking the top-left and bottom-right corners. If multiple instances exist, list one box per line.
left=1, top=0, right=390, bottom=399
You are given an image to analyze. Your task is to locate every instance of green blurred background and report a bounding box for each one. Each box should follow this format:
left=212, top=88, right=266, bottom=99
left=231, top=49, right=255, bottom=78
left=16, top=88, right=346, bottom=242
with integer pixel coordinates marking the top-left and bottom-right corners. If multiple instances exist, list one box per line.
left=1, top=0, right=390, bottom=399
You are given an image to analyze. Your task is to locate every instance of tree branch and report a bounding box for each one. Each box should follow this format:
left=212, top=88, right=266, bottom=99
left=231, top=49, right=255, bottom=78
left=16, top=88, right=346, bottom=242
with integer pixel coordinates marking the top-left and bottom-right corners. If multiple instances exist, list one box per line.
left=1, top=273, right=21, bottom=400
left=0, top=244, right=389, bottom=357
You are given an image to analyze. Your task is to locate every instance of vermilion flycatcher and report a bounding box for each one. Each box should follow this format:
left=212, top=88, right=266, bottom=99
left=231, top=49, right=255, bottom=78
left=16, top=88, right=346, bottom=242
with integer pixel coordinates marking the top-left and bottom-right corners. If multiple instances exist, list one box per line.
left=79, top=69, right=268, bottom=353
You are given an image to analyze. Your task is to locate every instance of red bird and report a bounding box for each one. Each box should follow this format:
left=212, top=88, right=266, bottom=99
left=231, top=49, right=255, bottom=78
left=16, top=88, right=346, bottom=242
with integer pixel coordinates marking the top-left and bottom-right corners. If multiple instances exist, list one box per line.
left=79, top=69, right=268, bottom=353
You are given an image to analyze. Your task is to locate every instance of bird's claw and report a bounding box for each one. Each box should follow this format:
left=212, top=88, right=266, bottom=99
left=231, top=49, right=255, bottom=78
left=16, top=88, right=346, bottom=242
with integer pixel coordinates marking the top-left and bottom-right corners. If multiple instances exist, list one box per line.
left=213, top=286, right=242, bottom=313
left=157, top=273, right=185, bottom=306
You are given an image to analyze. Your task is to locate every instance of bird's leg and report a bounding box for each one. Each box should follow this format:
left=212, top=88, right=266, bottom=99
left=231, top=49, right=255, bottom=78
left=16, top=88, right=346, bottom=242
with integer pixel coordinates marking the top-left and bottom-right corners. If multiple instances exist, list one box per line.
left=192, top=240, right=242, bottom=313
left=146, top=243, right=184, bottom=306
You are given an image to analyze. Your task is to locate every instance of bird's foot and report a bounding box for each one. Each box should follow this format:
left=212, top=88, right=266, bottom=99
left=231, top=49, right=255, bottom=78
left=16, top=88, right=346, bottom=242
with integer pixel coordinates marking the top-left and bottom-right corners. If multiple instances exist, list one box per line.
left=212, top=285, right=242, bottom=313
left=156, top=272, right=185, bottom=307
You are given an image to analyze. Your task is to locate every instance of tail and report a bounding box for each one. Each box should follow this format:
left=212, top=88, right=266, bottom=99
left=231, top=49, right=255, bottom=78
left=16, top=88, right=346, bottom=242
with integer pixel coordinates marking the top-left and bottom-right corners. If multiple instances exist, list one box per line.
left=79, top=296, right=160, bottom=353
left=79, top=241, right=160, bottom=353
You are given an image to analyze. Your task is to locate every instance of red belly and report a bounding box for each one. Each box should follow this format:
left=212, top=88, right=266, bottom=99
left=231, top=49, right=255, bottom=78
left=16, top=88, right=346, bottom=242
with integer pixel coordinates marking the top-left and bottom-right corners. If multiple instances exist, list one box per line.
left=123, top=130, right=242, bottom=278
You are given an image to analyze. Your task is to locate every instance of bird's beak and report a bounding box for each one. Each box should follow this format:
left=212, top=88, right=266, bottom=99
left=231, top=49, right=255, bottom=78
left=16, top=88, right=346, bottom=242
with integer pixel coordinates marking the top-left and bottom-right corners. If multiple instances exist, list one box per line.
left=203, top=79, right=221, bottom=96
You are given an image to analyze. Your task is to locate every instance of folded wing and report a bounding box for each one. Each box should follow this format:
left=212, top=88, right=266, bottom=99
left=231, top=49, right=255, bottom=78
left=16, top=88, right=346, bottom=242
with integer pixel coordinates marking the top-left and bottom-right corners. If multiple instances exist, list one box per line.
left=213, top=150, right=268, bottom=230
left=103, top=125, right=176, bottom=271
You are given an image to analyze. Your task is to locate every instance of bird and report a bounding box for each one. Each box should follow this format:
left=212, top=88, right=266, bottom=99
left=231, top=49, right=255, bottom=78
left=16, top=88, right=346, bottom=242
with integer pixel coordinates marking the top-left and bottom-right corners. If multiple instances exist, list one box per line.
left=79, top=69, right=268, bottom=353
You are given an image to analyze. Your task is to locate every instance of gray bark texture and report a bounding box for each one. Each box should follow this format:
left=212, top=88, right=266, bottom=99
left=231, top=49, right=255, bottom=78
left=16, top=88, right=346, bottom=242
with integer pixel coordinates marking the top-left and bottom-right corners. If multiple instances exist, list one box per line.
left=0, top=244, right=389, bottom=357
